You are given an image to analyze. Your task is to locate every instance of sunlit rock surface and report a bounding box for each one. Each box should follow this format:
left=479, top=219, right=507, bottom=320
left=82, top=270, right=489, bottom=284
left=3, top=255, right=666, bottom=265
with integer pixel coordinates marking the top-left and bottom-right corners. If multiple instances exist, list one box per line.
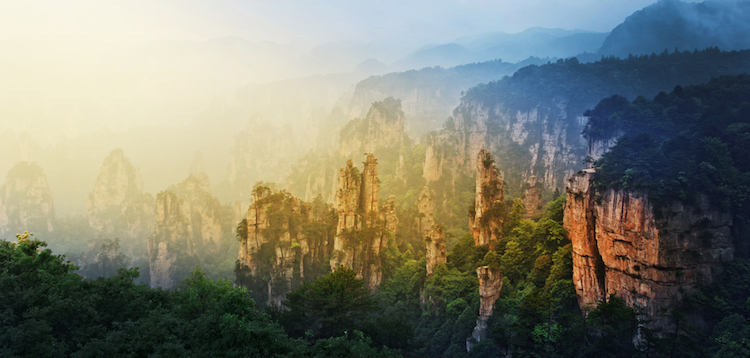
left=330, top=154, right=391, bottom=291
left=564, top=169, right=735, bottom=327
left=417, top=187, right=446, bottom=276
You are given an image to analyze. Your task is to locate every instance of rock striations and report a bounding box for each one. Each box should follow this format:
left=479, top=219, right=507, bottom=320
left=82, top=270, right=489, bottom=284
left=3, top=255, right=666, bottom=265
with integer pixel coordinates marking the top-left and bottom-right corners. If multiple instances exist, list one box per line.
left=0, top=161, right=55, bottom=236
left=416, top=186, right=446, bottom=276
left=330, top=154, right=395, bottom=291
left=564, top=169, right=735, bottom=327
left=470, top=149, right=505, bottom=247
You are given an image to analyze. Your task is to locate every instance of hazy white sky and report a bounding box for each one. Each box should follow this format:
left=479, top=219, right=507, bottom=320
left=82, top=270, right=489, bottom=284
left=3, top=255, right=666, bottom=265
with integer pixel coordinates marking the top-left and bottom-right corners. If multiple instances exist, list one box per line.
left=0, top=0, right=700, bottom=45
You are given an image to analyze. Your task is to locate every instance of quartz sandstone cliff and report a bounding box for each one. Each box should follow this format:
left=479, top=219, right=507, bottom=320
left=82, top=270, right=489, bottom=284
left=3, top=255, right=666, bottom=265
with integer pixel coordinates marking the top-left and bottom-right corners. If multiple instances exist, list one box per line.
left=330, top=154, right=394, bottom=291
left=470, top=149, right=505, bottom=246
left=522, top=175, right=543, bottom=219
left=469, top=266, right=504, bottom=349
left=149, top=173, right=234, bottom=288
left=417, top=187, right=446, bottom=276
left=237, top=187, right=333, bottom=306
left=0, top=161, right=55, bottom=236
left=564, top=169, right=734, bottom=326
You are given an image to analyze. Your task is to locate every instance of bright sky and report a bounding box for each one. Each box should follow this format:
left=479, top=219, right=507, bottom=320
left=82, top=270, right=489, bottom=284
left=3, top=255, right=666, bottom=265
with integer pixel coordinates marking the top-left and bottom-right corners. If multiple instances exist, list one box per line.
left=0, top=0, right=700, bottom=45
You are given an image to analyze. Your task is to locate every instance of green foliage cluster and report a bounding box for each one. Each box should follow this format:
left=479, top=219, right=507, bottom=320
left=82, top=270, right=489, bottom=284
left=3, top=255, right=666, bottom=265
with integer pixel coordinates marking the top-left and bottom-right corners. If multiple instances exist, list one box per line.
left=587, top=74, right=750, bottom=218
left=0, top=233, right=396, bottom=357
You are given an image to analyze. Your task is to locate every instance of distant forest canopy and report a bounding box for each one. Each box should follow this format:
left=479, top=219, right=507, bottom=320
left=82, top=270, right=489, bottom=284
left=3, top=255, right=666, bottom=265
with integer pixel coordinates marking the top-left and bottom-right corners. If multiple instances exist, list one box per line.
left=462, top=48, right=750, bottom=123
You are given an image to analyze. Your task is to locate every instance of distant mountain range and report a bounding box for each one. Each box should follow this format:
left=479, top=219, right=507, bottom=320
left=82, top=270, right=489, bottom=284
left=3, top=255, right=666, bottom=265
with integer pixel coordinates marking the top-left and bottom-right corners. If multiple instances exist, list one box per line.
left=392, top=27, right=609, bottom=69
left=597, top=0, right=750, bottom=58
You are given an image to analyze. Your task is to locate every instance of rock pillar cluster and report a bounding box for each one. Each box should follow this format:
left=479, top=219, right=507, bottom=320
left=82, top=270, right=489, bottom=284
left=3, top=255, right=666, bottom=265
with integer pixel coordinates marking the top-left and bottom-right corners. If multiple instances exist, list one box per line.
left=417, top=187, right=446, bottom=276
left=470, top=149, right=504, bottom=246
left=330, top=154, right=394, bottom=291
left=237, top=187, right=333, bottom=307
left=564, top=169, right=735, bottom=326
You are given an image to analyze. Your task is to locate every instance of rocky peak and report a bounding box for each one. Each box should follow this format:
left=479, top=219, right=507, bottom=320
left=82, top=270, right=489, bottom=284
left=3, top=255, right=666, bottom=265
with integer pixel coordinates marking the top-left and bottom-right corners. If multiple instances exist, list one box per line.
left=470, top=149, right=505, bottom=246
left=469, top=266, right=504, bottom=349
left=86, top=149, right=155, bottom=245
left=0, top=161, right=55, bottom=236
left=149, top=173, right=233, bottom=288
left=330, top=154, right=390, bottom=291
left=522, top=175, right=543, bottom=219
left=564, top=169, right=735, bottom=327
left=339, top=97, right=408, bottom=157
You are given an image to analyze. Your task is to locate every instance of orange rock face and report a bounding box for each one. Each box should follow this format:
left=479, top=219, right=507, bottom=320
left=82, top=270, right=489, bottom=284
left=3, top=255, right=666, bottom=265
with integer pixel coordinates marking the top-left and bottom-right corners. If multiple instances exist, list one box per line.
left=564, top=169, right=735, bottom=326
left=471, top=266, right=504, bottom=344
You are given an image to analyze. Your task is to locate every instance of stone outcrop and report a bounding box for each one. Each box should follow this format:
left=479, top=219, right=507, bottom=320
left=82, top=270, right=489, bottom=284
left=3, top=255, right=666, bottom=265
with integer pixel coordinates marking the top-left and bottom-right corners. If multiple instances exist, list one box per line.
left=0, top=161, right=55, bottom=236
left=417, top=187, right=446, bottom=276
left=469, top=266, right=504, bottom=350
left=339, top=97, right=408, bottom=157
left=470, top=149, right=505, bottom=246
left=86, top=149, right=155, bottom=253
left=330, top=154, right=393, bottom=291
left=237, top=187, right=333, bottom=307
left=148, top=173, right=234, bottom=288
left=564, top=169, right=735, bottom=327
left=522, top=175, right=543, bottom=219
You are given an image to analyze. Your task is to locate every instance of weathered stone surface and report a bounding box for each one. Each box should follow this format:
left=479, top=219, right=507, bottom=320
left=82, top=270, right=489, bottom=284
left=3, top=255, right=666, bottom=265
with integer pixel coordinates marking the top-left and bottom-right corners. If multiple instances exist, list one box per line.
left=565, top=169, right=735, bottom=326
left=0, top=161, right=55, bottom=236
left=331, top=159, right=361, bottom=270
left=417, top=187, right=446, bottom=276
left=86, top=149, right=155, bottom=250
left=470, top=149, right=504, bottom=246
left=149, top=173, right=233, bottom=288
left=470, top=266, right=504, bottom=346
left=238, top=187, right=334, bottom=307
left=564, top=169, right=604, bottom=309
left=423, top=97, right=585, bottom=200
left=522, top=175, right=543, bottom=219
left=329, top=154, right=391, bottom=291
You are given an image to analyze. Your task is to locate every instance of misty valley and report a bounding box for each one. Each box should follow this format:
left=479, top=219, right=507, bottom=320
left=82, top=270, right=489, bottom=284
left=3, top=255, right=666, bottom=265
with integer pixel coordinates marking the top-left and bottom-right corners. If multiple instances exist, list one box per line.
left=3, top=1, right=750, bottom=357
